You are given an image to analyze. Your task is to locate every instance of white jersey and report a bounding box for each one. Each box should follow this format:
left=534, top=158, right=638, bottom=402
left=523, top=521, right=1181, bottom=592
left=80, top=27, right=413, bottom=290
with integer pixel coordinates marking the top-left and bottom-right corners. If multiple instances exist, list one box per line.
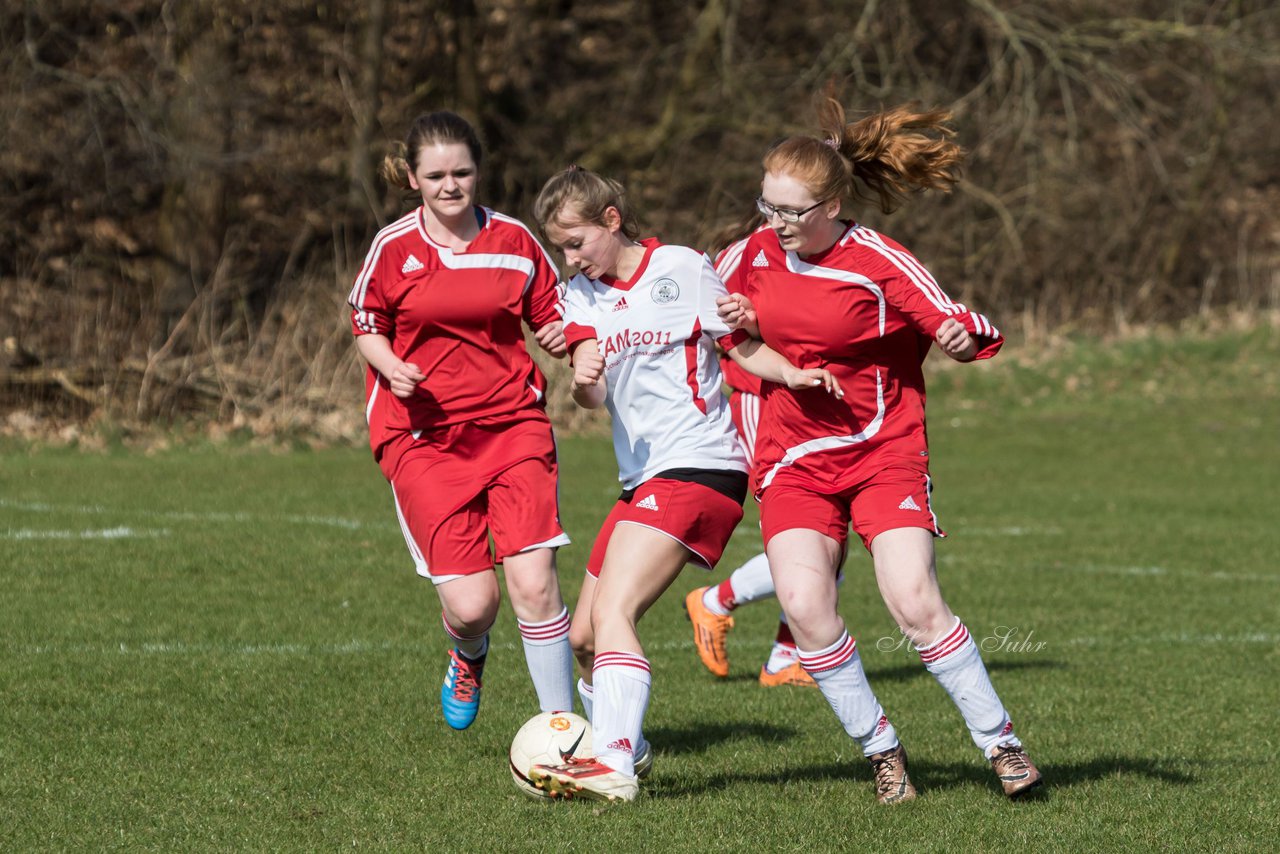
left=562, top=240, right=749, bottom=489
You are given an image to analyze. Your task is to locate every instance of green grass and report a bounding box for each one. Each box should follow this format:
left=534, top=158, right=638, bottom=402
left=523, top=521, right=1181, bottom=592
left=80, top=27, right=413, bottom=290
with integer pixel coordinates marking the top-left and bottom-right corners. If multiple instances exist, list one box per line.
left=2, top=324, right=1278, bottom=851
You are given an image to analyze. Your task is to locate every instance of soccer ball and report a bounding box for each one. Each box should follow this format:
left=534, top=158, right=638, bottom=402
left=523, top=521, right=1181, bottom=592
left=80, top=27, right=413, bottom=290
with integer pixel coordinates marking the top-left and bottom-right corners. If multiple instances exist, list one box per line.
left=508, top=711, right=592, bottom=800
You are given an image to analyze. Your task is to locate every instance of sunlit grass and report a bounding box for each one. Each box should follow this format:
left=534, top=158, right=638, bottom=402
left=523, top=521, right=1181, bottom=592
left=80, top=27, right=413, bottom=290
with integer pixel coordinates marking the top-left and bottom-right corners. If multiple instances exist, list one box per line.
left=2, top=325, right=1277, bottom=850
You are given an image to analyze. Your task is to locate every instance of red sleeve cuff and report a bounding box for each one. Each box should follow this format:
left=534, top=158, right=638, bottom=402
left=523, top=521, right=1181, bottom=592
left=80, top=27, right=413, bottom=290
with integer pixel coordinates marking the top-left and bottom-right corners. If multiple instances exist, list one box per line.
left=564, top=322, right=597, bottom=349
left=718, top=329, right=749, bottom=352
left=972, top=335, right=1004, bottom=360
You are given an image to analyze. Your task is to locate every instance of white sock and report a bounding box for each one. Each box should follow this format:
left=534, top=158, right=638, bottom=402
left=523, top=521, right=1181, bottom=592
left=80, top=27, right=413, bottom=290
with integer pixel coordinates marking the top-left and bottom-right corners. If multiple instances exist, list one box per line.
left=799, top=630, right=898, bottom=756
left=917, top=617, right=1019, bottom=757
left=586, top=676, right=650, bottom=758
left=728, top=552, right=776, bottom=604
left=442, top=613, right=489, bottom=662
left=516, top=607, right=574, bottom=713
left=701, top=587, right=730, bottom=615
left=591, top=651, right=650, bottom=777
left=764, top=612, right=799, bottom=673
left=765, top=643, right=800, bottom=673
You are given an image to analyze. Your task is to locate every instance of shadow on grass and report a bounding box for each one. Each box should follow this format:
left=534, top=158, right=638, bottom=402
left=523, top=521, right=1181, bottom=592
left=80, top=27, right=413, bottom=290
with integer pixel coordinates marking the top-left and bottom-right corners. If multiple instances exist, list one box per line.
left=649, top=751, right=1196, bottom=800
left=644, top=720, right=799, bottom=756
left=699, top=658, right=1064, bottom=688
left=911, top=752, right=1195, bottom=796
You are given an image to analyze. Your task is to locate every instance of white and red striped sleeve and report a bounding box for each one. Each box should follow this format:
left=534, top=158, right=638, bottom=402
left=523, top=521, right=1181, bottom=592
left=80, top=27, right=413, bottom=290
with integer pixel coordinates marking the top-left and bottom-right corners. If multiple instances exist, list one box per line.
left=846, top=226, right=1003, bottom=360
left=348, top=216, right=415, bottom=338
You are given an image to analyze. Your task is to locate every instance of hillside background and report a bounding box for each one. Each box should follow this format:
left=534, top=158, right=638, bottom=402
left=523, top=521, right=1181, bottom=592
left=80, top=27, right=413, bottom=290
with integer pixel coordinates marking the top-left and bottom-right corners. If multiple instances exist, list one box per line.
left=1, top=0, right=1277, bottom=443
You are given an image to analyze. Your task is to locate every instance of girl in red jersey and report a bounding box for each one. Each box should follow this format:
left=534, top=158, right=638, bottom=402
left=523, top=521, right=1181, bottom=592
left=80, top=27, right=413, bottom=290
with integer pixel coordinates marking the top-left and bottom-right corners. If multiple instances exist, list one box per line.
left=525, top=168, right=840, bottom=802
left=348, top=112, right=575, bottom=731
left=684, top=216, right=823, bottom=689
left=717, top=97, right=1042, bottom=802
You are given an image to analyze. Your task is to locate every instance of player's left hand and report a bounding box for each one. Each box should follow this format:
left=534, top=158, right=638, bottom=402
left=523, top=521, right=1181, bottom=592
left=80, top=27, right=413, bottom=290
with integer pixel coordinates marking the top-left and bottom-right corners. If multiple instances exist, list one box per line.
left=781, top=366, right=844, bottom=398
left=535, top=320, right=568, bottom=358
left=935, top=318, right=977, bottom=362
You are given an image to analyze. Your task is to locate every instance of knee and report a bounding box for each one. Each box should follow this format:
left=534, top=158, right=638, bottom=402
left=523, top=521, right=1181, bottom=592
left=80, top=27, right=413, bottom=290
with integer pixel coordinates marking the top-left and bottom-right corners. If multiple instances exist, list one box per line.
left=776, top=587, right=828, bottom=627
left=505, top=567, right=562, bottom=615
left=446, top=600, right=499, bottom=636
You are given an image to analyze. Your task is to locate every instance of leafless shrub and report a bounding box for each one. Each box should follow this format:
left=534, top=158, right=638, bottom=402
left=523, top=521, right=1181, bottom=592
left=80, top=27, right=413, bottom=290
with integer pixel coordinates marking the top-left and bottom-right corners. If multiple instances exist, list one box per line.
left=1, top=0, right=1276, bottom=438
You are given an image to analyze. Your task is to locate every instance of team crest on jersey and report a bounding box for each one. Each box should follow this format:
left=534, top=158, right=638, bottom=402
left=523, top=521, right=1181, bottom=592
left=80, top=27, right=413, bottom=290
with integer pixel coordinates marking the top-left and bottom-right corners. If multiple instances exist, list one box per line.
left=651, top=278, right=679, bottom=304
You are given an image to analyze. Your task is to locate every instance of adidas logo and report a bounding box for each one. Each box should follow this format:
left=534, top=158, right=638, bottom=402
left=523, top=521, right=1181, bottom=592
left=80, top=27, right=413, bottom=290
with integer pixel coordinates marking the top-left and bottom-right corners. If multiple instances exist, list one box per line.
left=401, top=254, right=424, bottom=274
left=612, top=297, right=629, bottom=313
left=898, top=495, right=921, bottom=511
left=605, top=737, right=634, bottom=755
left=635, top=494, right=659, bottom=511
left=751, top=250, right=768, bottom=268
left=874, top=714, right=890, bottom=736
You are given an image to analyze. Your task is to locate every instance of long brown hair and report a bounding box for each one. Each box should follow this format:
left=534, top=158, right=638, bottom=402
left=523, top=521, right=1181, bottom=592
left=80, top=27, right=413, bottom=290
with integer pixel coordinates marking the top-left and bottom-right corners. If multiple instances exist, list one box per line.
left=763, top=90, right=964, bottom=214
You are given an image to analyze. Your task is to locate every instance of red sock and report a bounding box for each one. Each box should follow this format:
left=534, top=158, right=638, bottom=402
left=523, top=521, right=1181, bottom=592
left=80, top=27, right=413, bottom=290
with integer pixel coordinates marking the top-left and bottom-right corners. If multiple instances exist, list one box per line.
left=715, top=578, right=737, bottom=612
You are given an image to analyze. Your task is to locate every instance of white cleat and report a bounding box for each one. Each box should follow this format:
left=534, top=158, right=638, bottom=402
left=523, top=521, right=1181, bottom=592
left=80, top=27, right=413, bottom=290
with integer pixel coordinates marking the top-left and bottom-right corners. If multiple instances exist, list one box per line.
left=531, top=757, right=640, bottom=802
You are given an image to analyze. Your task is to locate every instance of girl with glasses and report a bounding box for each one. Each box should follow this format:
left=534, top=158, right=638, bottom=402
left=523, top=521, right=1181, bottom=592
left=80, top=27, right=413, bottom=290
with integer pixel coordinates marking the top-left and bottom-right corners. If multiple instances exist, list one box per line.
left=717, top=96, right=1043, bottom=803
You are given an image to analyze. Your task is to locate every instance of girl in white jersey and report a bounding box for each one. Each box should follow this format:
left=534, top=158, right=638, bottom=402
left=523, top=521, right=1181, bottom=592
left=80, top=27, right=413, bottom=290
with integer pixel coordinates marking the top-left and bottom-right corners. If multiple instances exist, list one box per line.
left=718, top=95, right=1042, bottom=803
left=526, top=167, right=841, bottom=802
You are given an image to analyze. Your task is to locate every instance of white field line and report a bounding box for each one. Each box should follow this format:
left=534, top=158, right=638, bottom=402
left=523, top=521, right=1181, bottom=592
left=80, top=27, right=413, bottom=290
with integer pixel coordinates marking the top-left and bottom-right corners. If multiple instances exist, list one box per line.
left=3, top=527, right=171, bottom=540
left=935, top=554, right=1280, bottom=585
left=959, top=526, right=1065, bottom=536
left=0, top=497, right=389, bottom=532
left=1064, top=632, right=1280, bottom=648
left=1060, top=563, right=1280, bottom=584
left=8, top=631, right=1277, bottom=659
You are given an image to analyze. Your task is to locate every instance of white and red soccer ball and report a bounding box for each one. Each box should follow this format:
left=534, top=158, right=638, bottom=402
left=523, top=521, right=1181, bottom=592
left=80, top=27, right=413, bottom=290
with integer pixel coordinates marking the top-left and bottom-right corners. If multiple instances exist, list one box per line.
left=508, top=711, right=592, bottom=800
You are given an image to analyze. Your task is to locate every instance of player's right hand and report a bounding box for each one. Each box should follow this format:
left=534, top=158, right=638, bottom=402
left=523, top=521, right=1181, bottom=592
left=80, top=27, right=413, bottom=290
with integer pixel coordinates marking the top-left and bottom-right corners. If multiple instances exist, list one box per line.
left=716, top=293, right=757, bottom=330
left=572, top=349, right=604, bottom=388
left=389, top=361, right=426, bottom=398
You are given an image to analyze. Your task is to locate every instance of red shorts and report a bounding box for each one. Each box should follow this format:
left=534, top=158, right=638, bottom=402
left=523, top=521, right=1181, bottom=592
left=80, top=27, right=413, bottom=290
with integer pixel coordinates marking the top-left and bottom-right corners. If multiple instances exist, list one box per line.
left=586, top=478, right=745, bottom=578
left=379, top=416, right=570, bottom=583
left=760, top=467, right=944, bottom=552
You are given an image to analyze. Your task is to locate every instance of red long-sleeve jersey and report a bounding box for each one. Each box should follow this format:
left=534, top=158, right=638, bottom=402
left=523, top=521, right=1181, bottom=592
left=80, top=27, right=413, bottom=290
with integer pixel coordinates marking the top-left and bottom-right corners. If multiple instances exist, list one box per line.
left=725, top=222, right=1003, bottom=495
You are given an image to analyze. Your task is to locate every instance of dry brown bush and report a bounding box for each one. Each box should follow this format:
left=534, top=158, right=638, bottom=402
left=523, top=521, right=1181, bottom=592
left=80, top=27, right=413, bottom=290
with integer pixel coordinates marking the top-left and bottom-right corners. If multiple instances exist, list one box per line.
left=1, top=0, right=1276, bottom=439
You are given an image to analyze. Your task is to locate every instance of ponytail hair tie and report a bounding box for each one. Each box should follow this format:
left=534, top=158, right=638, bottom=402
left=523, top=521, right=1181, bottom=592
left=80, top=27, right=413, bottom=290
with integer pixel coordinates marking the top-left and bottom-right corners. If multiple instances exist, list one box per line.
left=824, top=137, right=840, bottom=149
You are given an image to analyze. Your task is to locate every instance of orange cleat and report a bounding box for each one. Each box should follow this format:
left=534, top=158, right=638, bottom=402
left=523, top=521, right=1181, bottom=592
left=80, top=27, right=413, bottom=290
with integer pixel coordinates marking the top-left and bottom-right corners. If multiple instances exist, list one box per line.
left=758, top=660, right=817, bottom=688
left=684, top=587, right=733, bottom=677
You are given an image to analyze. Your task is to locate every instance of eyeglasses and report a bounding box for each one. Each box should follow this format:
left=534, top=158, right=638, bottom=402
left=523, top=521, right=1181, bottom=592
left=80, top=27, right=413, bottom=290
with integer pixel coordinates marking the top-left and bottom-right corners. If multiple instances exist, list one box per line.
left=755, top=197, right=826, bottom=224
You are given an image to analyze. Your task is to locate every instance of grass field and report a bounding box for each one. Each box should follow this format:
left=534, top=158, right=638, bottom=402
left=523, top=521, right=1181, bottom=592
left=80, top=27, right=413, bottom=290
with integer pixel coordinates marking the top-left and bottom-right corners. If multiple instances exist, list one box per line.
left=3, top=324, right=1278, bottom=851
